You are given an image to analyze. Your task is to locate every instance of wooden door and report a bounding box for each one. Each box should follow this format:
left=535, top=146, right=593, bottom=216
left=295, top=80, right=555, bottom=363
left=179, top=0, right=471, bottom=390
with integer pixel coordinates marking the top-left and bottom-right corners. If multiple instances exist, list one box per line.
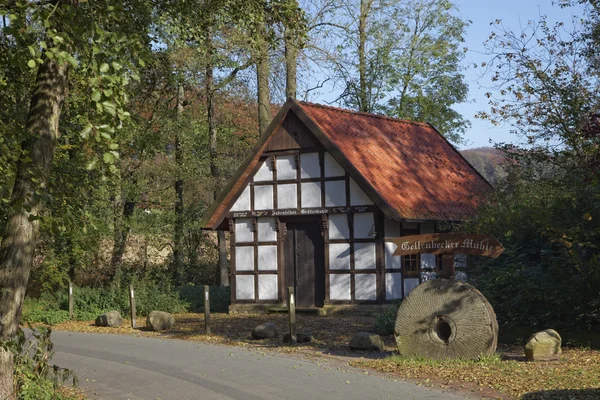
left=284, top=221, right=325, bottom=307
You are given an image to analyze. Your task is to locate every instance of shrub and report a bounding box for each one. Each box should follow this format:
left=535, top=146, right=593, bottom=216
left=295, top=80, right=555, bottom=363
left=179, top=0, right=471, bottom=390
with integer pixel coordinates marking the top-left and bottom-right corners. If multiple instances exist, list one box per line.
left=3, top=327, right=78, bottom=400
left=374, top=301, right=401, bottom=336
left=178, top=284, right=230, bottom=313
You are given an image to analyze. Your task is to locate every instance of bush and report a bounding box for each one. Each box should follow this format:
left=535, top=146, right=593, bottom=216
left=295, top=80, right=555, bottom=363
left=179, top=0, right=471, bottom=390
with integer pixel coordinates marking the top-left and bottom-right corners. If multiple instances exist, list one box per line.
left=22, top=279, right=231, bottom=324
left=178, top=284, right=230, bottom=313
left=374, top=301, right=401, bottom=336
left=3, top=327, right=78, bottom=400
left=21, top=298, right=69, bottom=325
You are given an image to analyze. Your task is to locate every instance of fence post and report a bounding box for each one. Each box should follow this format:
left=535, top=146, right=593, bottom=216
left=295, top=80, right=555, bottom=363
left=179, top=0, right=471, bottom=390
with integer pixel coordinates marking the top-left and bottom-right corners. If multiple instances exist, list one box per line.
left=287, top=286, right=296, bottom=344
left=204, top=285, right=211, bottom=335
left=68, top=281, right=73, bottom=319
left=129, top=284, right=136, bottom=329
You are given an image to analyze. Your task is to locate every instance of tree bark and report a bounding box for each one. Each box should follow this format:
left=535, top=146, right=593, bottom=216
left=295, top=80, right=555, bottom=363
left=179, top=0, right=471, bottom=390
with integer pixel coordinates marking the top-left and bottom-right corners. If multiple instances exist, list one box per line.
left=173, top=83, right=185, bottom=284
left=256, top=33, right=272, bottom=134
left=358, top=0, right=372, bottom=113
left=284, top=27, right=298, bottom=100
left=0, top=57, right=68, bottom=400
left=109, top=180, right=136, bottom=279
left=206, top=28, right=230, bottom=287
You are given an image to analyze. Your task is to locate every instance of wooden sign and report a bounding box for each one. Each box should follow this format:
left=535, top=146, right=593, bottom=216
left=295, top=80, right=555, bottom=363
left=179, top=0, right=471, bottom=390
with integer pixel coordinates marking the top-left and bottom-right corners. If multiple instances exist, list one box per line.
left=391, top=233, right=504, bottom=258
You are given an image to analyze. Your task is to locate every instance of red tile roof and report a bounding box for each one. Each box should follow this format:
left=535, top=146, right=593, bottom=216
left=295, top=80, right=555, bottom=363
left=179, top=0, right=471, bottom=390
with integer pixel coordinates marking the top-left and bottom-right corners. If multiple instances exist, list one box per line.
left=299, top=101, right=491, bottom=221
left=201, top=99, right=491, bottom=229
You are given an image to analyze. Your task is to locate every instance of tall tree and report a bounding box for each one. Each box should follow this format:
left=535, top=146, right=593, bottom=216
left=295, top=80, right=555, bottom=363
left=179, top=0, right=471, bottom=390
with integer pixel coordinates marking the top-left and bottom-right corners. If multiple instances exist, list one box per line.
left=328, top=0, right=469, bottom=143
left=0, top=1, right=154, bottom=396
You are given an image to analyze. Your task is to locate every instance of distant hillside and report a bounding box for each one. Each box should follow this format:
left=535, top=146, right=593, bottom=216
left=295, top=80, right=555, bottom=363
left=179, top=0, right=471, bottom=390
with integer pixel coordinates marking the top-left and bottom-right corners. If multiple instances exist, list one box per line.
left=460, top=147, right=506, bottom=185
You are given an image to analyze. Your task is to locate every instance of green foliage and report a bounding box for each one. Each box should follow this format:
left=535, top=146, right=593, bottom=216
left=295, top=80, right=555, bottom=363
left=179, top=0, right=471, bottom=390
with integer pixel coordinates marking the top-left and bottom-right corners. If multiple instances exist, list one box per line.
left=463, top=163, right=600, bottom=330
left=374, top=301, right=402, bottom=336
left=178, top=284, right=231, bottom=313
left=331, top=0, right=470, bottom=143
left=1, top=327, right=78, bottom=400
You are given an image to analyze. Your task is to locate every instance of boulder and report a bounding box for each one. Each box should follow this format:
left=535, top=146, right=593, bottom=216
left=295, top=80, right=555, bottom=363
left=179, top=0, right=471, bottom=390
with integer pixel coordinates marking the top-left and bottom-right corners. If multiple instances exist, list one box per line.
left=349, top=332, right=385, bottom=351
left=146, top=311, right=175, bottom=331
left=252, top=322, right=279, bottom=339
left=283, top=332, right=314, bottom=344
left=524, top=329, right=562, bottom=361
left=95, top=310, right=123, bottom=327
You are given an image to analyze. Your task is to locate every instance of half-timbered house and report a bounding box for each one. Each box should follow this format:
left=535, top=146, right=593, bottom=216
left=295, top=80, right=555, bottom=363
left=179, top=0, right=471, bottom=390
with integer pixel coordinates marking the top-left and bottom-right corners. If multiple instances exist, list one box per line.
left=201, top=99, right=491, bottom=312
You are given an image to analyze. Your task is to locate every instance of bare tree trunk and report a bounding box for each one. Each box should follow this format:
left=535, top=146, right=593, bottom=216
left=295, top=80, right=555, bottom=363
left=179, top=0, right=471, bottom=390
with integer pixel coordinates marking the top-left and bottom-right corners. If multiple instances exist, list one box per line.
left=285, top=28, right=298, bottom=100
left=205, top=29, right=230, bottom=287
left=0, top=57, right=68, bottom=400
left=358, top=0, right=372, bottom=113
left=257, top=33, right=272, bottom=134
left=173, top=83, right=185, bottom=284
left=109, top=180, right=136, bottom=280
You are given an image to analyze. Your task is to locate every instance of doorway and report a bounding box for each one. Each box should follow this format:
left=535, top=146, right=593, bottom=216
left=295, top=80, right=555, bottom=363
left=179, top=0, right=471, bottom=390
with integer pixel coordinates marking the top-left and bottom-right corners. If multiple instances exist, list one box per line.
left=283, top=220, right=325, bottom=307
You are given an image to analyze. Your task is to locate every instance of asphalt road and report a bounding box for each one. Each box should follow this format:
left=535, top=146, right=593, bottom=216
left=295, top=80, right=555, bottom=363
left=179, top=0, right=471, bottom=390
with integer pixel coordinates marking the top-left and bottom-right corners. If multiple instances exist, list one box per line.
left=51, top=331, right=467, bottom=400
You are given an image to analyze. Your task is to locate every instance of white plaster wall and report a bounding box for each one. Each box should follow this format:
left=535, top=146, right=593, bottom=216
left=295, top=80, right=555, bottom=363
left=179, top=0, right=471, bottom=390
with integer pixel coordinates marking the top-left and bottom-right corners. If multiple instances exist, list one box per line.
left=324, top=153, right=345, bottom=177
left=235, top=218, right=253, bottom=243
left=385, top=242, right=401, bottom=269
left=254, top=160, right=273, bottom=182
left=354, top=242, right=376, bottom=270
left=421, top=254, right=436, bottom=270
left=235, top=247, right=254, bottom=271
left=328, top=214, right=350, bottom=239
left=257, top=218, right=277, bottom=242
left=277, top=184, right=297, bottom=209
left=300, top=152, right=320, bottom=179
left=236, top=275, right=255, bottom=300
left=403, top=278, right=420, bottom=296
left=230, top=186, right=251, bottom=211
left=354, top=212, right=374, bottom=238
left=258, top=275, right=278, bottom=300
left=385, top=273, right=403, bottom=300
left=421, top=271, right=437, bottom=282
left=328, top=243, right=351, bottom=270
left=254, top=185, right=274, bottom=210
left=276, top=155, right=297, bottom=180
left=257, top=245, right=277, bottom=271
left=301, top=182, right=322, bottom=208
left=330, top=274, right=351, bottom=300
left=349, top=178, right=373, bottom=205
left=355, top=274, right=377, bottom=300
left=324, top=180, right=346, bottom=207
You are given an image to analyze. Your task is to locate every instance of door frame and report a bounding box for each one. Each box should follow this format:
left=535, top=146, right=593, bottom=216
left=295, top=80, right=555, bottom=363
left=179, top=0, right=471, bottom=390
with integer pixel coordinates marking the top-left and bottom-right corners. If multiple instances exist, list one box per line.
left=280, top=216, right=326, bottom=307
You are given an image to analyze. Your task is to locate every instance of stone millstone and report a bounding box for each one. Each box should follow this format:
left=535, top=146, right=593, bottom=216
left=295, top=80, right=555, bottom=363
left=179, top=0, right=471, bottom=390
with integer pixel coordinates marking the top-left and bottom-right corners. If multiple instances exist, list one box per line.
left=395, top=279, right=498, bottom=360
left=524, top=329, right=562, bottom=361
left=95, top=310, right=123, bottom=327
left=146, top=311, right=175, bottom=331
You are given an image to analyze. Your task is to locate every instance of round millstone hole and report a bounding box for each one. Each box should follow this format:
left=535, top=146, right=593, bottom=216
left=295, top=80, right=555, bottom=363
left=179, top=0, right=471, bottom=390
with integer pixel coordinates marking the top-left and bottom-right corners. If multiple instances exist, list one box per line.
left=434, top=316, right=453, bottom=344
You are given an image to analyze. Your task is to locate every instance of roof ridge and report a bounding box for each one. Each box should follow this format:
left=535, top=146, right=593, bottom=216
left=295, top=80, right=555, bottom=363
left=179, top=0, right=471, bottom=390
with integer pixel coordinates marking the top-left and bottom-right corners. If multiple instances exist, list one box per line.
left=297, top=100, right=432, bottom=128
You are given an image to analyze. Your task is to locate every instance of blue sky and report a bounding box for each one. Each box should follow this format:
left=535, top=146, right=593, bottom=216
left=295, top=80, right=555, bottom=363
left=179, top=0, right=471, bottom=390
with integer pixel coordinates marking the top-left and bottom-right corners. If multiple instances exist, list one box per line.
left=450, top=0, right=585, bottom=149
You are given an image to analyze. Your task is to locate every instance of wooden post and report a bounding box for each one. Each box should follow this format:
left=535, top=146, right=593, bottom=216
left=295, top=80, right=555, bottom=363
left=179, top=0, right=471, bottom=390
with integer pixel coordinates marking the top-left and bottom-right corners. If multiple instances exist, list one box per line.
left=441, top=254, right=456, bottom=278
left=204, top=285, right=211, bottom=335
left=68, top=281, right=73, bottom=319
left=287, top=286, right=297, bottom=344
left=129, top=284, right=136, bottom=329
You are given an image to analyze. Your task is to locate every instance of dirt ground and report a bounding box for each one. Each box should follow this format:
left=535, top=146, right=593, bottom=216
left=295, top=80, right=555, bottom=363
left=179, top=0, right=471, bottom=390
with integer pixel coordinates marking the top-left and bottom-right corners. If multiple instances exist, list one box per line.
left=47, top=313, right=600, bottom=400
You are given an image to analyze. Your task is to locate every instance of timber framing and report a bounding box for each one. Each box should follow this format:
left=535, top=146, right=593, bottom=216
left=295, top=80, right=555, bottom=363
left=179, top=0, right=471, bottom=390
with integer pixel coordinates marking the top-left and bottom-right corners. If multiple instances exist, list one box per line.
left=201, top=98, right=490, bottom=311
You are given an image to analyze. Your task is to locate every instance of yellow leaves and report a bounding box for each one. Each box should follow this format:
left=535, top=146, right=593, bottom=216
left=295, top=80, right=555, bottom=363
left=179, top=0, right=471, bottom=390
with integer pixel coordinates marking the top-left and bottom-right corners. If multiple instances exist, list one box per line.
left=583, top=213, right=592, bottom=221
